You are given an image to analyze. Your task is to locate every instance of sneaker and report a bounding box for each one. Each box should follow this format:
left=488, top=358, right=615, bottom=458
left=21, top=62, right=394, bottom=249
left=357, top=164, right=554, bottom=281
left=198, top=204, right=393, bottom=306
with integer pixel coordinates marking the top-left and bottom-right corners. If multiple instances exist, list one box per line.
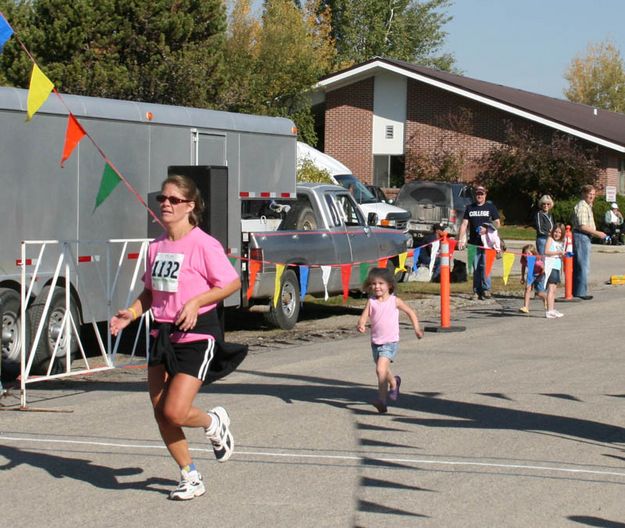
left=553, top=310, right=564, bottom=318
left=205, top=406, right=234, bottom=463
left=545, top=310, right=558, bottom=319
left=373, top=400, right=388, bottom=414
left=169, top=469, right=206, bottom=500
left=518, top=306, right=529, bottom=314
left=388, top=376, right=401, bottom=401
left=482, top=290, right=492, bottom=299
left=471, top=293, right=480, bottom=301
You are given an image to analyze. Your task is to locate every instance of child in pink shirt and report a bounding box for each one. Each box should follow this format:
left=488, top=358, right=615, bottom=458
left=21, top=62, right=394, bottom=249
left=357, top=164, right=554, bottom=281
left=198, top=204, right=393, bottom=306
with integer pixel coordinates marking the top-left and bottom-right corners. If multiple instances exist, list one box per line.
left=357, top=267, right=424, bottom=413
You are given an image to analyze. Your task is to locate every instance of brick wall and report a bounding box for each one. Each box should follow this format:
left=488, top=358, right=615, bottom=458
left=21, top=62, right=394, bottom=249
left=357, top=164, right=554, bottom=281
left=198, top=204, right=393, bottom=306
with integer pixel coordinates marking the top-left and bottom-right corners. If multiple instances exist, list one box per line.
left=323, top=75, right=617, bottom=190
left=324, top=78, right=374, bottom=182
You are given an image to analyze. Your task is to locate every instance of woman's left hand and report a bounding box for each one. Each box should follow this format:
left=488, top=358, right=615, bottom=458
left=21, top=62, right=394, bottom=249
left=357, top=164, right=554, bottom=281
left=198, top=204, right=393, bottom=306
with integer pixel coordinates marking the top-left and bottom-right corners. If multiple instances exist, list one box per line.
left=176, top=300, right=200, bottom=331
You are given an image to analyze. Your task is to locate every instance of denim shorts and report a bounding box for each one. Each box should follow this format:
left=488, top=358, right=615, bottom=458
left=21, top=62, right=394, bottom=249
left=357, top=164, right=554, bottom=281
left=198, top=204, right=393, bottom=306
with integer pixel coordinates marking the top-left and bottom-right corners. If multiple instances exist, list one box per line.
left=547, top=269, right=561, bottom=285
left=371, top=342, right=398, bottom=363
left=531, top=274, right=546, bottom=293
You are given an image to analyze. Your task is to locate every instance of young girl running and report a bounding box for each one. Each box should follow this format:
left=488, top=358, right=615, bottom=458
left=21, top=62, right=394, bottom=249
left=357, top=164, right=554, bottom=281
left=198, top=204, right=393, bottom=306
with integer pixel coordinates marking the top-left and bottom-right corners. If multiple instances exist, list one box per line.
left=543, top=223, right=566, bottom=318
left=357, top=267, right=423, bottom=414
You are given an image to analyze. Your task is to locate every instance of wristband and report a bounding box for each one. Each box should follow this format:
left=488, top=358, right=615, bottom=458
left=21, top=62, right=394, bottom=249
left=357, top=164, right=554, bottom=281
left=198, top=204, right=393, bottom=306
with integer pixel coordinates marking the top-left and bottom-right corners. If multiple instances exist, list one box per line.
left=128, top=307, right=138, bottom=320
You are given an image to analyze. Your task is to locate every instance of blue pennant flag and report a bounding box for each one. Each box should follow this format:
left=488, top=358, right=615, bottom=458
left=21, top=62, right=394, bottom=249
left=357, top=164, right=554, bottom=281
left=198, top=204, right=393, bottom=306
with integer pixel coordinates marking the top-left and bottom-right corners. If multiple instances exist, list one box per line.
left=0, top=15, right=14, bottom=52
left=526, top=255, right=536, bottom=283
left=299, top=265, right=309, bottom=300
left=412, top=248, right=421, bottom=271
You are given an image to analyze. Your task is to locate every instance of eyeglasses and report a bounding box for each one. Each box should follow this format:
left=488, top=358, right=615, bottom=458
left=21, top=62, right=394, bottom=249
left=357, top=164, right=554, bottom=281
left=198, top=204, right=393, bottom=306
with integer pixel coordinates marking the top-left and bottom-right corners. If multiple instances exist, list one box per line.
left=156, top=194, right=193, bottom=205
left=476, top=191, right=486, bottom=196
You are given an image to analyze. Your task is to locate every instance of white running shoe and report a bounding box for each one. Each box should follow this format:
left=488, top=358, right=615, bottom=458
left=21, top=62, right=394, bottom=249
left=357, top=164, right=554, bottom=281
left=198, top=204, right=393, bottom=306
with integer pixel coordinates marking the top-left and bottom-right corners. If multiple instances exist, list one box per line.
left=545, top=310, right=558, bottom=319
left=553, top=310, right=564, bottom=318
left=169, top=469, right=206, bottom=500
left=206, top=406, right=234, bottom=462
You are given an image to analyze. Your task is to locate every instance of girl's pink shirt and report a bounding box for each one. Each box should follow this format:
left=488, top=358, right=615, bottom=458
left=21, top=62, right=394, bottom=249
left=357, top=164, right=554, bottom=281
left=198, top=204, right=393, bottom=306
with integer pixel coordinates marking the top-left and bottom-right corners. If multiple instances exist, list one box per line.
left=369, top=294, right=399, bottom=345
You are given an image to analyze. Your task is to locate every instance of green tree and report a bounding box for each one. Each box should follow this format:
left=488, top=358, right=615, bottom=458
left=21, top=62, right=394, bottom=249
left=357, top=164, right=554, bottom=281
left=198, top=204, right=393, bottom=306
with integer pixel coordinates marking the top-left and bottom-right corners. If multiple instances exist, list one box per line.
left=0, top=0, right=227, bottom=108
left=223, top=0, right=335, bottom=143
left=564, top=39, right=625, bottom=113
left=477, top=126, right=601, bottom=223
left=320, top=0, right=454, bottom=69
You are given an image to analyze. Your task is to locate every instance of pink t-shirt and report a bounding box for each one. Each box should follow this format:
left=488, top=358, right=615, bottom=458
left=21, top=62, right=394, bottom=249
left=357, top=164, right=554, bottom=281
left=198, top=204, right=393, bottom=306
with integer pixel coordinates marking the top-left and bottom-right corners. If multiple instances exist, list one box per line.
left=369, top=295, right=399, bottom=345
left=144, top=227, right=239, bottom=341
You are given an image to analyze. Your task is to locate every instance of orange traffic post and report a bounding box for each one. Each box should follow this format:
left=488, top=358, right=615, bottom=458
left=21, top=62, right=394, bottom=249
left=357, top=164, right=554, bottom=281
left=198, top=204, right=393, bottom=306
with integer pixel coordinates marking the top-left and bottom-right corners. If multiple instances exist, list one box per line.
left=426, top=233, right=465, bottom=333
left=440, top=233, right=451, bottom=328
left=562, top=224, right=575, bottom=301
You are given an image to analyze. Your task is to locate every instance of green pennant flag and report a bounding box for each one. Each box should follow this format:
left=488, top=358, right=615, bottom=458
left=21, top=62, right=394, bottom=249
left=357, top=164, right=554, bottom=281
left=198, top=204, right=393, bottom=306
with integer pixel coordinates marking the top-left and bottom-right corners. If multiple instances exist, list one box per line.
left=467, top=244, right=476, bottom=276
left=359, top=261, right=370, bottom=284
left=94, top=163, right=121, bottom=210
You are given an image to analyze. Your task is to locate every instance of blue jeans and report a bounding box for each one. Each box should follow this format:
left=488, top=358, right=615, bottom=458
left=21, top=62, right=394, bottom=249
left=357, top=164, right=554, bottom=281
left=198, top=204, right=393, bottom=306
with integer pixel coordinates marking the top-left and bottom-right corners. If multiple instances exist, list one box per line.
left=473, top=248, right=491, bottom=294
left=573, top=232, right=591, bottom=297
left=536, top=235, right=547, bottom=255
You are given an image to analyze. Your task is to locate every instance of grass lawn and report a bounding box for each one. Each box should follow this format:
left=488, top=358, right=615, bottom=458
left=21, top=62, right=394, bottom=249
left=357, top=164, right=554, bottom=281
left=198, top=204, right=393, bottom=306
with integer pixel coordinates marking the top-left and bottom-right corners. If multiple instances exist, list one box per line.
left=498, top=224, right=535, bottom=240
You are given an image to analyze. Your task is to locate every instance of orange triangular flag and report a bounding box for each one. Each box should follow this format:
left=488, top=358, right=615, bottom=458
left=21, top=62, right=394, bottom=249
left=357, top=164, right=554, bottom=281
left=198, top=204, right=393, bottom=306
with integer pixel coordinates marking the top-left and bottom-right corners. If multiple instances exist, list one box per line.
left=247, top=260, right=261, bottom=300
left=60, top=113, right=87, bottom=167
left=484, top=248, right=497, bottom=278
left=341, top=264, right=351, bottom=303
left=377, top=258, right=388, bottom=269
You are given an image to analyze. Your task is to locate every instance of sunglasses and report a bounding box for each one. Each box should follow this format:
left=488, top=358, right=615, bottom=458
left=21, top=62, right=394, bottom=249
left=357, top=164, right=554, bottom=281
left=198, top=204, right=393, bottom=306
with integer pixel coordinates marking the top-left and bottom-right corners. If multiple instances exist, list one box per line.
left=476, top=191, right=486, bottom=196
left=156, top=194, right=193, bottom=205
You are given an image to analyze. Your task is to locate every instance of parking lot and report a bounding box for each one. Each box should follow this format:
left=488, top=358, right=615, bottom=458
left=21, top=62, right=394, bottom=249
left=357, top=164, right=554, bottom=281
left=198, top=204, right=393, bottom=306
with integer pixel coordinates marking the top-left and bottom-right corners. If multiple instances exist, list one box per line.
left=1, top=247, right=625, bottom=527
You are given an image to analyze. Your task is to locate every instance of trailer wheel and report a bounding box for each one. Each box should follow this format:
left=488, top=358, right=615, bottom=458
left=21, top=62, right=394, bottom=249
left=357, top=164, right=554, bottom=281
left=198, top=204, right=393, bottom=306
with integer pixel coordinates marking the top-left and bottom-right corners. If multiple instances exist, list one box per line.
left=264, top=269, right=300, bottom=330
left=1, top=288, right=28, bottom=382
left=28, top=286, right=80, bottom=375
left=296, top=207, right=317, bottom=231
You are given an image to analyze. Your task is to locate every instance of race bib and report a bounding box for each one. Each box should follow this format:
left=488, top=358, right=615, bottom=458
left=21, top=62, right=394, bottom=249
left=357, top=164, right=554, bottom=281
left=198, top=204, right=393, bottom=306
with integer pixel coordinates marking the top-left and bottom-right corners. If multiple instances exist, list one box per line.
left=151, top=252, right=184, bottom=292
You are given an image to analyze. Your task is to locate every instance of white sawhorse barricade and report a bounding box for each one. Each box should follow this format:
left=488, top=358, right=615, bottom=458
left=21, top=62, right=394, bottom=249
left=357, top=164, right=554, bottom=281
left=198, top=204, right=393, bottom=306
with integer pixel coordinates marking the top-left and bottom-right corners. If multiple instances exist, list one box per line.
left=19, top=239, right=152, bottom=408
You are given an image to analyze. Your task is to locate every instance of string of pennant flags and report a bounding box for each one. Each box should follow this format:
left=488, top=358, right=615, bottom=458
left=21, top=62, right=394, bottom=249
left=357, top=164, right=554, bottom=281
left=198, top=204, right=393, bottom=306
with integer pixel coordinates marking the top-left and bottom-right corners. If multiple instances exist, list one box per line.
left=0, top=12, right=162, bottom=226
left=228, top=235, right=575, bottom=308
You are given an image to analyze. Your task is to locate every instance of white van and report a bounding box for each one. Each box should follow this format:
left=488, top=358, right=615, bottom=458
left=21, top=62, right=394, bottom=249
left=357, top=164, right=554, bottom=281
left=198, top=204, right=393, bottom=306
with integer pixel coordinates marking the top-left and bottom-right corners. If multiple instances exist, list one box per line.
left=296, top=142, right=409, bottom=229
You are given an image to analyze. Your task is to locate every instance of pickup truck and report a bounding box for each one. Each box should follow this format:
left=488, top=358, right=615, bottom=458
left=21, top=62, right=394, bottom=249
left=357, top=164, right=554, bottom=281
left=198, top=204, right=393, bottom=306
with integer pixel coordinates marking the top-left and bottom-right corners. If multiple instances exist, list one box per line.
left=242, top=183, right=410, bottom=329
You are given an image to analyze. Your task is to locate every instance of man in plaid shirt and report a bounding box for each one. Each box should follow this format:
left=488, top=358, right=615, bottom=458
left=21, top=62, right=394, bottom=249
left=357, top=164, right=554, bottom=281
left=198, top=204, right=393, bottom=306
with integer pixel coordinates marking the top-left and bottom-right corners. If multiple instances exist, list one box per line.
left=571, top=185, right=607, bottom=300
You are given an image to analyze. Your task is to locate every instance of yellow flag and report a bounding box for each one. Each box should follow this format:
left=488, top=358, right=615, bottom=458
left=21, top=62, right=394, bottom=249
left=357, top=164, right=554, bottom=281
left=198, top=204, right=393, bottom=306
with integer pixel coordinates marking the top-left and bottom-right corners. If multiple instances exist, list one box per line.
left=273, top=264, right=285, bottom=307
left=26, top=64, right=54, bottom=121
left=397, top=252, right=408, bottom=272
left=501, top=252, right=515, bottom=285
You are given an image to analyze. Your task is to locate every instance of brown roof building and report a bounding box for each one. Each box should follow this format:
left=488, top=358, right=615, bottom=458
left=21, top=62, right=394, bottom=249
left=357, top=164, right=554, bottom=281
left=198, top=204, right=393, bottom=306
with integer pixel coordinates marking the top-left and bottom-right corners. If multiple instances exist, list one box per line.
left=311, top=57, right=625, bottom=197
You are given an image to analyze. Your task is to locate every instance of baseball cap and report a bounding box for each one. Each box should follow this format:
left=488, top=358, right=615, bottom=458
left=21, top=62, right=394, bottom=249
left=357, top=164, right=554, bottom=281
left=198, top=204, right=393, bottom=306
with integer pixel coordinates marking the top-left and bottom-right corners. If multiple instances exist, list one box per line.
left=611, top=202, right=619, bottom=208
left=432, top=222, right=447, bottom=232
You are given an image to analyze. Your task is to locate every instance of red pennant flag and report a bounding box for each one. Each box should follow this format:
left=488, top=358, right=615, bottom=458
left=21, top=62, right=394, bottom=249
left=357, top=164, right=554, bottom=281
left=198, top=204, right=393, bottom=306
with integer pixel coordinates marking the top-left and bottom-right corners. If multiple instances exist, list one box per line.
left=247, top=260, right=261, bottom=300
left=484, top=248, right=496, bottom=278
left=60, top=114, right=86, bottom=167
left=341, top=264, right=351, bottom=303
left=377, top=258, right=388, bottom=269
left=448, top=238, right=457, bottom=258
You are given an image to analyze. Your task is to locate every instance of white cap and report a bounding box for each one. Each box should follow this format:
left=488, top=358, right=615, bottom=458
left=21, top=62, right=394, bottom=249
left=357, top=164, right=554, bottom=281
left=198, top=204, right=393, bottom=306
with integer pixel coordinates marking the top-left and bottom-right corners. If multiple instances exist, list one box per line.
left=612, top=202, right=619, bottom=208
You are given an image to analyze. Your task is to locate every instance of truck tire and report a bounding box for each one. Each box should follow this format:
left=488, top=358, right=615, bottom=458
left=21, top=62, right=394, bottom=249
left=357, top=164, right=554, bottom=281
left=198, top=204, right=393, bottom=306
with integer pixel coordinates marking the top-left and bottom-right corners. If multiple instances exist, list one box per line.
left=264, top=269, right=301, bottom=330
left=1, top=288, right=28, bottom=382
left=296, top=207, right=317, bottom=231
left=28, top=286, right=80, bottom=375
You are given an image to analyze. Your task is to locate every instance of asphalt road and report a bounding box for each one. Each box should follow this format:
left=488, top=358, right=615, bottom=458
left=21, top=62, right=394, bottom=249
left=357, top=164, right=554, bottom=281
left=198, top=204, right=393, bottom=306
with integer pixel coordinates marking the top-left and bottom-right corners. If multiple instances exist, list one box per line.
left=1, top=247, right=625, bottom=527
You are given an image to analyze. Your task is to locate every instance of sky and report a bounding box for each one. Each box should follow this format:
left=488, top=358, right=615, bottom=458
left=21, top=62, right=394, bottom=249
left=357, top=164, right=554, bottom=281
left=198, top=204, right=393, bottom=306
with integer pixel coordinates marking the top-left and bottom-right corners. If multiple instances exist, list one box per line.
left=443, top=0, right=625, bottom=99
left=251, top=0, right=625, bottom=100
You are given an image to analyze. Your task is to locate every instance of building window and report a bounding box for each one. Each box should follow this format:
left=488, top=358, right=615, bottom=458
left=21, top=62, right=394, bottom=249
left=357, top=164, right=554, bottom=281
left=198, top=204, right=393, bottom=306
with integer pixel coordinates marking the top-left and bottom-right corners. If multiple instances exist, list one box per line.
left=374, top=155, right=405, bottom=188
left=385, top=125, right=394, bottom=139
left=619, top=159, right=625, bottom=195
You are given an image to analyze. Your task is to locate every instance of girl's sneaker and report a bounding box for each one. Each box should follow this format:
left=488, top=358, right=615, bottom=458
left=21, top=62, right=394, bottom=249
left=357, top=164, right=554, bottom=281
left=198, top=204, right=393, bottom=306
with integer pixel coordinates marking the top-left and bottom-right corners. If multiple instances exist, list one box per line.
left=545, top=310, right=558, bottom=319
left=553, top=310, right=564, bottom=318
left=519, top=306, right=529, bottom=314
left=373, top=400, right=388, bottom=414
left=388, top=376, right=401, bottom=401
left=170, top=469, right=206, bottom=500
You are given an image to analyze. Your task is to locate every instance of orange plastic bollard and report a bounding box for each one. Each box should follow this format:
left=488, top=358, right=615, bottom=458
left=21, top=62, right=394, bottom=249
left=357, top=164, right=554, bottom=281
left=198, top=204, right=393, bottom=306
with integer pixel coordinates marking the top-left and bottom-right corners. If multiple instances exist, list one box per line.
left=439, top=233, right=451, bottom=328
left=564, top=225, right=574, bottom=300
